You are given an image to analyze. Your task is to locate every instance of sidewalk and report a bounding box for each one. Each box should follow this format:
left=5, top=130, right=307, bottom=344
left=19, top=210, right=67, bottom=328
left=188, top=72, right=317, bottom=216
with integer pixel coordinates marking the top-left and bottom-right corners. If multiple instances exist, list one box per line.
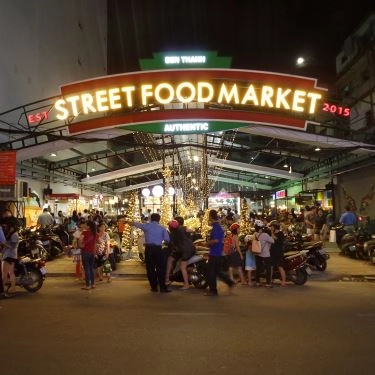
left=45, top=242, right=375, bottom=282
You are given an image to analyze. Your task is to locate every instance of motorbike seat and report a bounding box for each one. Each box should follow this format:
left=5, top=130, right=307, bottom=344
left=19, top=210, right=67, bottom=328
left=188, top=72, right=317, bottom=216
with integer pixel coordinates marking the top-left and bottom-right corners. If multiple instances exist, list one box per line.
left=302, top=241, right=323, bottom=250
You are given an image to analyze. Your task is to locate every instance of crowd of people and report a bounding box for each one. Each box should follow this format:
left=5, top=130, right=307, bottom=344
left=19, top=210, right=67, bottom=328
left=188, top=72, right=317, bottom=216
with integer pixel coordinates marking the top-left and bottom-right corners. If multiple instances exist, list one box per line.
left=0, top=202, right=358, bottom=298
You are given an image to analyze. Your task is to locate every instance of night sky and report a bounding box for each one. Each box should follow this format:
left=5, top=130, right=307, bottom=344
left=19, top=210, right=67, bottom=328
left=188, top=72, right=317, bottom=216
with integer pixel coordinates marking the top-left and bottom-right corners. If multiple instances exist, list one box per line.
left=107, top=0, right=374, bottom=88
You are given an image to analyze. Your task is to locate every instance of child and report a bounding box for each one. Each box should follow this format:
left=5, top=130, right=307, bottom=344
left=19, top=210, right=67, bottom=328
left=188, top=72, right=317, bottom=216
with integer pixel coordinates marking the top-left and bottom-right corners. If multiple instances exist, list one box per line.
left=71, top=221, right=85, bottom=280
left=102, top=258, right=112, bottom=282
left=245, top=235, right=256, bottom=286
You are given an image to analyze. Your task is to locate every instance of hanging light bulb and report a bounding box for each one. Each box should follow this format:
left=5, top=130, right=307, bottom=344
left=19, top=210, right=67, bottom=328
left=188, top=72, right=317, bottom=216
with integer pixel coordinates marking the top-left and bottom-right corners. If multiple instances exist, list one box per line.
left=152, top=185, right=164, bottom=197
left=142, top=188, right=151, bottom=197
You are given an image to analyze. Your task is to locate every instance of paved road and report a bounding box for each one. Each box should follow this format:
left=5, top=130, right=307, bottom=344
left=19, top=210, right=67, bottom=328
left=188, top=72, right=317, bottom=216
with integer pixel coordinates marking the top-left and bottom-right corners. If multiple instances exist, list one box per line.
left=1, top=277, right=375, bottom=375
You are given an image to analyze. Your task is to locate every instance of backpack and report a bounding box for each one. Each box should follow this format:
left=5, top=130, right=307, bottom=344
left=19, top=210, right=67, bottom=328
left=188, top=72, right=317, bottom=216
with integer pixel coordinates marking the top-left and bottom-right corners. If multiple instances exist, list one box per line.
left=223, top=233, right=236, bottom=255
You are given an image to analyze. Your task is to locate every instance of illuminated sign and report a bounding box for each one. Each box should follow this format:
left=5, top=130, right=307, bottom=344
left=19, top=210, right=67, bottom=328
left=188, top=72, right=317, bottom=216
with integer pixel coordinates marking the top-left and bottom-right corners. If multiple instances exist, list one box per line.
left=164, top=55, right=206, bottom=64
left=28, top=111, right=49, bottom=125
left=54, top=81, right=322, bottom=121
left=164, top=122, right=209, bottom=132
left=53, top=69, right=326, bottom=134
left=322, top=102, right=350, bottom=117
left=140, top=51, right=231, bottom=70
left=275, top=189, right=287, bottom=199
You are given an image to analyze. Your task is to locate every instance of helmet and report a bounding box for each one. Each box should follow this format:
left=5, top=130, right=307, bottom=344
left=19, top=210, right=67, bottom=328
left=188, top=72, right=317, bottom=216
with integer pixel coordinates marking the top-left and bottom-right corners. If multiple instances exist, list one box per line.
left=229, top=223, right=240, bottom=232
left=254, top=219, right=264, bottom=228
left=269, top=220, right=280, bottom=230
left=168, top=220, right=180, bottom=230
left=174, top=216, right=184, bottom=226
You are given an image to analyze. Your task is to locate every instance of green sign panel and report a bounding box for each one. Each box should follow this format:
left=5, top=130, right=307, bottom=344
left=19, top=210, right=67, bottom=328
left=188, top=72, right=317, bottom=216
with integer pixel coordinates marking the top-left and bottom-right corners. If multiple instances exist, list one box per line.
left=139, top=51, right=232, bottom=70
left=122, top=121, right=239, bottom=134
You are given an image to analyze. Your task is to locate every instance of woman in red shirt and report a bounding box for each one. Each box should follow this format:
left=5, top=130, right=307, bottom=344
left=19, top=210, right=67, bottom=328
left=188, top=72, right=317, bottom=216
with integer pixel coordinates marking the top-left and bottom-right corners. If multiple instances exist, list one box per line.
left=78, top=220, right=98, bottom=290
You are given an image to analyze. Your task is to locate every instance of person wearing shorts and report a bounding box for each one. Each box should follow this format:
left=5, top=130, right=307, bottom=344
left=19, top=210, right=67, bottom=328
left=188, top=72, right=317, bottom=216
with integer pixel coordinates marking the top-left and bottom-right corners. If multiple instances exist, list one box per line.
left=1, top=218, right=19, bottom=296
left=166, top=217, right=195, bottom=290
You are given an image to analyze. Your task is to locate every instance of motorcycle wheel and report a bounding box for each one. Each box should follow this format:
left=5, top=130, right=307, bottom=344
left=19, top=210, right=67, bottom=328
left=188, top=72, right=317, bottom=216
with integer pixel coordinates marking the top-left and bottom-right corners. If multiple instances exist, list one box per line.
left=191, top=267, right=208, bottom=289
left=51, top=245, right=63, bottom=258
left=288, top=269, right=308, bottom=285
left=370, top=250, right=375, bottom=265
left=315, top=258, right=327, bottom=272
left=22, top=269, right=44, bottom=293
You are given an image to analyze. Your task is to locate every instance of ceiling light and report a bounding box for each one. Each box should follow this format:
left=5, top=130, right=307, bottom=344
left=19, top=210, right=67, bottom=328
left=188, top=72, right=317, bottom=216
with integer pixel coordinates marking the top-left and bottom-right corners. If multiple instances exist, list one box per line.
left=141, top=188, right=150, bottom=197
left=152, top=185, right=164, bottom=197
left=50, top=153, right=57, bottom=157
left=315, top=146, right=321, bottom=151
left=296, top=57, right=305, bottom=65
left=283, top=162, right=288, bottom=168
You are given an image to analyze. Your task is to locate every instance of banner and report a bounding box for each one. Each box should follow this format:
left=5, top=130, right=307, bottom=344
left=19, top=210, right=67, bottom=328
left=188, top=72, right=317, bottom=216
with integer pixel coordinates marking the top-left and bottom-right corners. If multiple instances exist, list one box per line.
left=0, top=151, right=16, bottom=185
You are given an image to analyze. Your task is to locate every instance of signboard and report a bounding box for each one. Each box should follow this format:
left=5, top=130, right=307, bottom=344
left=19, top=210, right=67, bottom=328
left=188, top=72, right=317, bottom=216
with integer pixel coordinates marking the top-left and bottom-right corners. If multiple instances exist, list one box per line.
left=139, top=51, right=232, bottom=70
left=275, top=189, right=287, bottom=199
left=0, top=151, right=16, bottom=185
left=53, top=69, right=326, bottom=135
left=46, top=193, right=79, bottom=200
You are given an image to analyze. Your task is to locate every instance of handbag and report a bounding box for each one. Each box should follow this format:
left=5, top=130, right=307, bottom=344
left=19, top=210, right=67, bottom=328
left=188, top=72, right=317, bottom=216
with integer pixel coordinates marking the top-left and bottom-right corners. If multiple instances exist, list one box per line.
left=251, top=235, right=261, bottom=254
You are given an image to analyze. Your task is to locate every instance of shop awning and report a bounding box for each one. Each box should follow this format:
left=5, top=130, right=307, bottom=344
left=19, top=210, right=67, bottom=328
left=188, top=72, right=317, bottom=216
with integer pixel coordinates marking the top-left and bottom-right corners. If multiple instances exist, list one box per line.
left=46, top=193, right=79, bottom=200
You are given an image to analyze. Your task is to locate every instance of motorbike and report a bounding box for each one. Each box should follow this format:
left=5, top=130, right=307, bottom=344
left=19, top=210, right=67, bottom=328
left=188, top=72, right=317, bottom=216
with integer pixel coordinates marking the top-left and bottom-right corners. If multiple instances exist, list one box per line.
left=37, top=226, right=65, bottom=260
left=257, top=250, right=311, bottom=285
left=4, top=256, right=47, bottom=293
left=304, top=241, right=330, bottom=271
left=18, top=227, right=48, bottom=260
left=363, top=235, right=375, bottom=264
left=285, top=239, right=329, bottom=271
left=168, top=253, right=208, bottom=289
left=340, top=227, right=371, bottom=259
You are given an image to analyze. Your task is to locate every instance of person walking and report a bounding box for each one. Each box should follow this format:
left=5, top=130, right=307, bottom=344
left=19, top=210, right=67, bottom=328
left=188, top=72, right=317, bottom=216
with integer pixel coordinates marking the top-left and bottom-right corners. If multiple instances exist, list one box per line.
left=304, top=206, right=317, bottom=236
left=269, top=220, right=286, bottom=287
left=226, top=223, right=246, bottom=285
left=1, top=217, right=20, bottom=297
left=95, top=222, right=111, bottom=282
left=314, top=208, right=327, bottom=241
left=78, top=220, right=98, bottom=290
left=127, top=213, right=171, bottom=293
left=201, top=209, right=235, bottom=296
left=165, top=217, right=196, bottom=290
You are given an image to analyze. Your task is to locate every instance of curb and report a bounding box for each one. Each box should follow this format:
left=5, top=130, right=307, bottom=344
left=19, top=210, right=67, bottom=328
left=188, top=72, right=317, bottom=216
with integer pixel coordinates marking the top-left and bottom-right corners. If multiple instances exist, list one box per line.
left=46, top=272, right=147, bottom=280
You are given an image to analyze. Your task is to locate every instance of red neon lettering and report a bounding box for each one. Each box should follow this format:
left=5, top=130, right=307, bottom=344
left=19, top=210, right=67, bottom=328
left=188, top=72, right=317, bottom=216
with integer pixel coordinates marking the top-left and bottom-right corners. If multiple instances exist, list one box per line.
left=28, top=111, right=48, bottom=124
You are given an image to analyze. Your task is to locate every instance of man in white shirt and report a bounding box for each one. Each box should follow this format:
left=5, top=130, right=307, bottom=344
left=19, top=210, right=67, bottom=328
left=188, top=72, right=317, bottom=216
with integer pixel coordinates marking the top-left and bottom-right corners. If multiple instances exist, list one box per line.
left=37, top=208, right=55, bottom=228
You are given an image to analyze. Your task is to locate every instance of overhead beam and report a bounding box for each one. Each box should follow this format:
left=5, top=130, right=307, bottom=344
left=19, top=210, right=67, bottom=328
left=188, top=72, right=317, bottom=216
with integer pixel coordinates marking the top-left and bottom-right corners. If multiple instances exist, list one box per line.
left=211, top=175, right=271, bottom=190
left=240, top=125, right=375, bottom=150
left=82, top=159, right=173, bottom=184
left=115, top=174, right=271, bottom=193
left=209, top=157, right=303, bottom=179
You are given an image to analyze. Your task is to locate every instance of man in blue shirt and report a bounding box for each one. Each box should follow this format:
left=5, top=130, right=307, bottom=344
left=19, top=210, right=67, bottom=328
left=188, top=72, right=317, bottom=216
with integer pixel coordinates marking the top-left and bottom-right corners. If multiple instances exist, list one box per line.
left=202, top=209, right=235, bottom=296
left=339, top=205, right=357, bottom=233
left=128, top=213, right=171, bottom=293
